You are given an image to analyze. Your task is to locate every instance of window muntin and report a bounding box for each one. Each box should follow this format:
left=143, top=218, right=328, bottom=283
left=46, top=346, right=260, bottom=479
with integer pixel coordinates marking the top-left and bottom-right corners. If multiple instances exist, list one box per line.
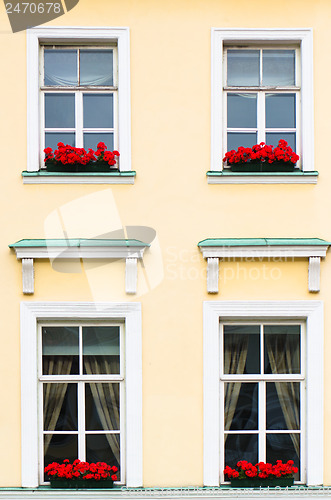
left=223, top=47, right=301, bottom=166
left=221, top=322, right=304, bottom=483
left=39, top=323, right=124, bottom=484
left=40, top=46, right=118, bottom=166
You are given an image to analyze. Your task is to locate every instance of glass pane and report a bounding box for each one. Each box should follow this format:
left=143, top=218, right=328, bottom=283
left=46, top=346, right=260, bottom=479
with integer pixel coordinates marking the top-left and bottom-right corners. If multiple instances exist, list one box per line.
left=86, top=434, right=120, bottom=476
left=227, top=132, right=257, bottom=152
left=42, top=326, right=79, bottom=375
left=264, top=325, right=301, bottom=374
left=266, top=94, right=296, bottom=128
left=83, top=94, right=114, bottom=128
left=83, top=326, right=120, bottom=374
left=263, top=50, right=295, bottom=86
left=44, top=49, right=78, bottom=86
left=85, top=383, right=120, bottom=431
left=45, top=132, right=76, bottom=151
left=84, top=133, right=114, bottom=151
left=227, top=94, right=257, bottom=128
left=227, top=50, right=260, bottom=87
left=266, top=433, right=300, bottom=481
left=225, top=383, right=258, bottom=430
left=266, top=132, right=296, bottom=151
left=266, top=382, right=300, bottom=430
left=224, top=325, right=260, bottom=374
left=224, top=434, right=258, bottom=469
left=44, top=434, right=78, bottom=479
left=43, top=383, right=77, bottom=431
left=45, top=93, right=75, bottom=128
left=80, top=50, right=114, bottom=86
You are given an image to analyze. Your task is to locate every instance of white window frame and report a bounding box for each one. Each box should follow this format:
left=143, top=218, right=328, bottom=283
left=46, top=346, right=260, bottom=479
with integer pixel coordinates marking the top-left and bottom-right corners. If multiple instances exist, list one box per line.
left=27, top=27, right=131, bottom=173
left=220, top=320, right=306, bottom=483
left=211, top=28, right=314, bottom=173
left=203, top=301, right=323, bottom=487
left=21, top=302, right=142, bottom=488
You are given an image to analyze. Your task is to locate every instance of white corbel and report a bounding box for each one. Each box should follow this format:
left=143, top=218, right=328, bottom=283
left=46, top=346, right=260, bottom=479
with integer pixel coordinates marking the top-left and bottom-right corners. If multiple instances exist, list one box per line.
left=308, top=256, right=320, bottom=292
left=125, top=257, right=138, bottom=294
left=22, top=258, right=34, bottom=294
left=207, top=257, right=219, bottom=293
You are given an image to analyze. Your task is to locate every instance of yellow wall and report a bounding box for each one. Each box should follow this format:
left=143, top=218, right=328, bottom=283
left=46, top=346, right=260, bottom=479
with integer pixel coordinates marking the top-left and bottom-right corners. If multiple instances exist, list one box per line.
left=0, top=0, right=331, bottom=487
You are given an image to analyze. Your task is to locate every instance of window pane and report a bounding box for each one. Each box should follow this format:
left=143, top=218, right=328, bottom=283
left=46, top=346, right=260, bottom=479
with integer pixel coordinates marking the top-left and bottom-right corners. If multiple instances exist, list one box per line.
left=266, top=382, right=300, bottom=430
left=85, top=383, right=120, bottom=431
left=264, top=325, right=301, bottom=374
left=83, top=326, right=120, bottom=374
left=224, top=325, right=260, bottom=374
left=227, top=132, right=257, bottom=152
left=44, top=49, right=78, bottom=86
left=86, top=434, right=120, bottom=477
left=225, top=383, right=258, bottom=430
left=84, top=133, right=114, bottom=151
left=266, top=132, right=296, bottom=151
left=43, top=383, right=78, bottom=431
left=266, top=433, right=300, bottom=480
left=80, top=50, right=114, bottom=86
left=227, top=50, right=260, bottom=87
left=45, top=132, right=76, bottom=151
left=83, top=94, right=114, bottom=128
left=42, top=326, right=79, bottom=375
left=266, top=94, right=296, bottom=128
left=227, top=94, right=257, bottom=128
left=44, top=434, right=78, bottom=480
left=224, top=434, right=258, bottom=470
left=45, top=93, right=75, bottom=128
left=263, top=50, right=295, bottom=86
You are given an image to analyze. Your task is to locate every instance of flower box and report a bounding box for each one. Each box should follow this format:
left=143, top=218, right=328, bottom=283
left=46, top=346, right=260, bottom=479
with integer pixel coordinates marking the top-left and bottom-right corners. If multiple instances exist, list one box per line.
left=45, top=161, right=119, bottom=173
left=50, top=478, right=115, bottom=489
left=229, top=161, right=296, bottom=173
left=45, top=459, right=118, bottom=488
left=230, top=477, right=294, bottom=488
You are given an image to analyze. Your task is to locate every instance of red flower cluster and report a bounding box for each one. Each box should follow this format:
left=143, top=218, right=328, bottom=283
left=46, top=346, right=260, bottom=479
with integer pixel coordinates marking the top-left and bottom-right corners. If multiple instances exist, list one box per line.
left=44, top=459, right=118, bottom=481
left=223, top=140, right=299, bottom=165
left=224, top=460, right=298, bottom=480
left=44, top=142, right=120, bottom=167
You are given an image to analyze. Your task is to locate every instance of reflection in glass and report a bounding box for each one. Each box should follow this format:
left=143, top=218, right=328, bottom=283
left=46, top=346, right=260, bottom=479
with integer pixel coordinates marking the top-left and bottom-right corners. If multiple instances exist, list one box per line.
left=42, top=326, right=79, bottom=375
left=224, top=325, right=260, bottom=374
left=266, top=132, right=296, bottom=152
left=85, top=383, right=120, bottom=431
left=80, top=50, right=113, bottom=86
left=45, top=93, right=75, bottom=128
left=83, top=326, right=120, bottom=374
left=84, top=133, right=114, bottom=151
left=227, top=94, right=257, bottom=128
left=43, top=383, right=77, bottom=432
left=264, top=325, right=300, bottom=374
left=83, top=94, right=114, bottom=128
left=227, top=50, right=260, bottom=87
left=263, top=50, right=295, bottom=86
left=44, top=49, right=78, bottom=86
left=266, top=94, right=296, bottom=128
left=44, top=434, right=78, bottom=481
left=267, top=382, right=300, bottom=430
left=45, top=132, right=76, bottom=151
left=266, top=433, right=300, bottom=480
left=86, top=434, right=120, bottom=475
left=225, top=383, right=258, bottom=431
left=224, top=433, right=258, bottom=469
left=227, top=132, right=257, bottom=152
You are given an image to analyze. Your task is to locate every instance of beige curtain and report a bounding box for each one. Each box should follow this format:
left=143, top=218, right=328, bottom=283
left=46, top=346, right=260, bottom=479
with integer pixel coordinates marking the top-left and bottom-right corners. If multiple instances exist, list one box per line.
left=43, top=356, right=73, bottom=453
left=224, top=335, right=249, bottom=437
left=265, top=335, right=300, bottom=456
left=84, top=356, right=120, bottom=463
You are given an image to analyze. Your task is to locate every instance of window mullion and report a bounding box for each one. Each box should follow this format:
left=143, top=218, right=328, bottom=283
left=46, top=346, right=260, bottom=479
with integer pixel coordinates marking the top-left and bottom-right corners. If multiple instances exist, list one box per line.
left=76, top=92, right=83, bottom=147
left=259, top=381, right=266, bottom=463
left=78, top=381, right=86, bottom=461
left=257, top=92, right=265, bottom=144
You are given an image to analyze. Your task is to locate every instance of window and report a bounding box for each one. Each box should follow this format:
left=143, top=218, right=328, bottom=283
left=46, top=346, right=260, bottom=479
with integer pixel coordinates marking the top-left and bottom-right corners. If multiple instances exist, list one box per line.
left=27, top=28, right=131, bottom=175
left=203, top=301, right=323, bottom=487
left=40, top=323, right=124, bottom=484
left=210, top=29, right=314, bottom=176
left=221, top=322, right=304, bottom=483
left=21, top=302, right=142, bottom=487
left=41, top=45, right=118, bottom=161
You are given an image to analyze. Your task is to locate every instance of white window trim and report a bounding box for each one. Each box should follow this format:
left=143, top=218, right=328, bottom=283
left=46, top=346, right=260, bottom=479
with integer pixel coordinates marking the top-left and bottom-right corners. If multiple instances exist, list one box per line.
left=203, top=301, right=323, bottom=487
left=27, top=27, right=131, bottom=174
left=211, top=28, right=314, bottom=174
left=20, top=302, right=142, bottom=488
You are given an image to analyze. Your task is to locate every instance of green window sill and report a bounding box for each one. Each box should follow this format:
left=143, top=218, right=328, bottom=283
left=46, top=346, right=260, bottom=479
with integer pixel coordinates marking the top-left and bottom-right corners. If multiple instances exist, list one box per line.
left=21, top=171, right=136, bottom=185
left=207, top=170, right=319, bottom=184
